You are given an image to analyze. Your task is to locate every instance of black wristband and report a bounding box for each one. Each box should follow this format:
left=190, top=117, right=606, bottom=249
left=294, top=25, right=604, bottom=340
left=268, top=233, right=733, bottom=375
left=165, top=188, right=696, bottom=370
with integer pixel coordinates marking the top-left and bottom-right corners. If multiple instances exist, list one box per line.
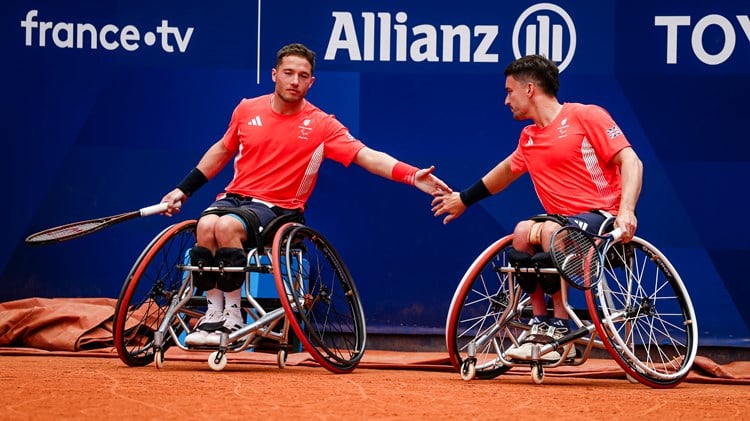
left=176, top=168, right=208, bottom=197
left=459, top=179, right=491, bottom=207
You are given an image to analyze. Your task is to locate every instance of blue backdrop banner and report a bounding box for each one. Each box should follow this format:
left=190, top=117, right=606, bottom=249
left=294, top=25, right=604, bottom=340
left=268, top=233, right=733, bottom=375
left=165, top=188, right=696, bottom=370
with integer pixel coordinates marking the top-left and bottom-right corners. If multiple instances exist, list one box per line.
left=2, top=0, right=748, bottom=346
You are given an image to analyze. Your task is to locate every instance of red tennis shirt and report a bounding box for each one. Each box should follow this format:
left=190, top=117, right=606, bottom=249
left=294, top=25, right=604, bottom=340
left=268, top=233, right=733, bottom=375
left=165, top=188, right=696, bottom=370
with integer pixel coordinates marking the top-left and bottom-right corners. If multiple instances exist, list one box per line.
left=221, top=94, right=365, bottom=210
left=509, top=102, right=632, bottom=215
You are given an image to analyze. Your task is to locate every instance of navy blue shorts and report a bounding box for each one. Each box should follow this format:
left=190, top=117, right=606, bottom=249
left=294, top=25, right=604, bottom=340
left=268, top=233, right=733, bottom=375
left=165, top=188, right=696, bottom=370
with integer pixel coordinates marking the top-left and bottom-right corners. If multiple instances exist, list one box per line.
left=566, top=211, right=614, bottom=235
left=202, top=194, right=302, bottom=237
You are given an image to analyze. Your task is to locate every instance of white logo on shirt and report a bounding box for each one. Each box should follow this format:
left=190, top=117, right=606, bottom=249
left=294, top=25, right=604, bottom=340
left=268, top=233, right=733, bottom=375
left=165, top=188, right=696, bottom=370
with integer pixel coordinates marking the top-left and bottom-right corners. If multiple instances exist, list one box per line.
left=526, top=136, right=534, bottom=146
left=298, top=119, right=312, bottom=140
left=247, top=115, right=263, bottom=126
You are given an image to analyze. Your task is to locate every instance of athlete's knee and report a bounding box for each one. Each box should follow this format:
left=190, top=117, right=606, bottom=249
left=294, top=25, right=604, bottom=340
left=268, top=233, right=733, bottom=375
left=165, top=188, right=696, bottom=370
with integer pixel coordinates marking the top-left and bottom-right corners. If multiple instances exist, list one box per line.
left=512, top=220, right=535, bottom=249
left=215, top=247, right=248, bottom=292
left=196, top=215, right=219, bottom=241
left=214, top=214, right=245, bottom=236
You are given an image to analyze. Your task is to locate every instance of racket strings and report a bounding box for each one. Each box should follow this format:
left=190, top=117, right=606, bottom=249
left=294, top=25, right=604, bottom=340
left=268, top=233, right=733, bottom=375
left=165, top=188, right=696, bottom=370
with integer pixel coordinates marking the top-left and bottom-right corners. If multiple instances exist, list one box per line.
left=552, top=229, right=601, bottom=287
left=28, top=221, right=103, bottom=242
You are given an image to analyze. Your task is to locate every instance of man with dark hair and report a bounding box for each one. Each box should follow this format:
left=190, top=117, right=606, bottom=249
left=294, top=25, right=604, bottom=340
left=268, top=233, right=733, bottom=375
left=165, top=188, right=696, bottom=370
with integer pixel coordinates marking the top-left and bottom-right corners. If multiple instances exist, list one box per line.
left=161, top=43, right=449, bottom=346
left=432, top=54, right=643, bottom=361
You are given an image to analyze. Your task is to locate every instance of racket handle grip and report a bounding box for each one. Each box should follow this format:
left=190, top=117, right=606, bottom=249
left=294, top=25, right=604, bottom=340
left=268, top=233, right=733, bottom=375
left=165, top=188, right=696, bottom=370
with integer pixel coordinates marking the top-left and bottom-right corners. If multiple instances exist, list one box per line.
left=140, top=202, right=172, bottom=216
left=610, top=227, right=623, bottom=241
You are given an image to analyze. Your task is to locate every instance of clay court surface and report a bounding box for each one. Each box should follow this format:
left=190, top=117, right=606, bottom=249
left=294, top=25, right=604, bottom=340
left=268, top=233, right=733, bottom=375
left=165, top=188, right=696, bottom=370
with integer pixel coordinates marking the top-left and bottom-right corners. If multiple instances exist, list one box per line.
left=1, top=298, right=748, bottom=419
left=1, top=349, right=749, bottom=421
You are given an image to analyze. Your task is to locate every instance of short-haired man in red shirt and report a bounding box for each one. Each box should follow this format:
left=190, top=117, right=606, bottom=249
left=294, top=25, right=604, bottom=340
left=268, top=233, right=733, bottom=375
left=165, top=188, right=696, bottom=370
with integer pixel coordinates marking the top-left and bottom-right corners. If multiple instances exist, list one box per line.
left=432, top=54, right=643, bottom=361
left=161, top=43, right=450, bottom=346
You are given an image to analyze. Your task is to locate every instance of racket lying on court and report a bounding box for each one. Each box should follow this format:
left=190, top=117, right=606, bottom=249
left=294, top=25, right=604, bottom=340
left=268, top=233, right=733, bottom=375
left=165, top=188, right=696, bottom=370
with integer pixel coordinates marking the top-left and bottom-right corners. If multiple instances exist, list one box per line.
left=25, top=202, right=175, bottom=246
left=549, top=226, right=623, bottom=290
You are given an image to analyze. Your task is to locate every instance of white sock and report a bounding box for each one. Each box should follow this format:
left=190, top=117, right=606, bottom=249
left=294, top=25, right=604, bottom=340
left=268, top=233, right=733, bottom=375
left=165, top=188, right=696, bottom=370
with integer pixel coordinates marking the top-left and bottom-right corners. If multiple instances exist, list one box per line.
left=224, top=288, right=242, bottom=317
left=205, top=289, right=224, bottom=314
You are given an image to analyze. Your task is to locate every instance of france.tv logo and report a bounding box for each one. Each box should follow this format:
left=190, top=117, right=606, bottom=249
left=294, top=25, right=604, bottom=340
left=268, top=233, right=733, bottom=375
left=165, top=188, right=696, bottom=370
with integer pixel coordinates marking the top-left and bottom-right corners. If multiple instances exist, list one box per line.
left=513, top=3, right=576, bottom=72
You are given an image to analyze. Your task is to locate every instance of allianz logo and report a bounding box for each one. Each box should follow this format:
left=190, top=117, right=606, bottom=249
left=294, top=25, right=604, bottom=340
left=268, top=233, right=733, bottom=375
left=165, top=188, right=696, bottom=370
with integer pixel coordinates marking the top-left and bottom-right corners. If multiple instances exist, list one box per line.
left=20, top=10, right=194, bottom=53
left=323, top=4, right=577, bottom=71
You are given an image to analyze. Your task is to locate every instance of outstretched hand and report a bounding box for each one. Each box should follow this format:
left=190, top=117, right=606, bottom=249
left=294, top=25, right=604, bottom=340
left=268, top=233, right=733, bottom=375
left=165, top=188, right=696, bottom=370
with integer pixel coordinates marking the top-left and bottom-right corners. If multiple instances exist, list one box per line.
left=431, top=191, right=466, bottom=224
left=415, top=166, right=452, bottom=196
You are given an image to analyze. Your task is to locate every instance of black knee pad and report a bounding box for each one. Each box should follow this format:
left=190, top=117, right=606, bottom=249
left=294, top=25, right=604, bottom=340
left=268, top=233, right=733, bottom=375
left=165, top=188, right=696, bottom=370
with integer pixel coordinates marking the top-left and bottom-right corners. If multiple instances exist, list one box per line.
left=215, top=247, right=247, bottom=292
left=190, top=246, right=217, bottom=290
left=531, top=253, right=561, bottom=294
left=508, top=248, right=537, bottom=293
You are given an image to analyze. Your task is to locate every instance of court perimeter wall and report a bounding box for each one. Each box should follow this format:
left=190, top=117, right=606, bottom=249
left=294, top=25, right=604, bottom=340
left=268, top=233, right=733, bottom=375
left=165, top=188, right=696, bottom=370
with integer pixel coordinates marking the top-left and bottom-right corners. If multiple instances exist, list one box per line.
left=2, top=1, right=748, bottom=349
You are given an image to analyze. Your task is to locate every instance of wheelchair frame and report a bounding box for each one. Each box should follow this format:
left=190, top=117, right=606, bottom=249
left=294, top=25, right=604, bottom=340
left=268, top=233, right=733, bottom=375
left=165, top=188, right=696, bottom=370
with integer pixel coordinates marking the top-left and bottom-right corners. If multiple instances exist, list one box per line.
left=112, top=215, right=367, bottom=373
left=445, top=232, right=698, bottom=388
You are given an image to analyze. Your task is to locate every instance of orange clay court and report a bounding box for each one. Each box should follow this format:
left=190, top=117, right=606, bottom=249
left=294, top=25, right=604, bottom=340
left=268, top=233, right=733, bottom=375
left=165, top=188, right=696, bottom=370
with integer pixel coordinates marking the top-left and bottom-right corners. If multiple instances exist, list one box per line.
left=1, top=298, right=749, bottom=420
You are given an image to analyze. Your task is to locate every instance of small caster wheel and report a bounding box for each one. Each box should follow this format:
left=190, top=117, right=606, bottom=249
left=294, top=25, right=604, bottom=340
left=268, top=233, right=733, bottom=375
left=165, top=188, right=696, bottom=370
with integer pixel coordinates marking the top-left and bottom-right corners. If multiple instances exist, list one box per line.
left=208, top=351, right=228, bottom=371
left=531, top=363, right=544, bottom=384
left=460, top=359, right=476, bottom=381
left=154, top=349, right=165, bottom=369
left=277, top=350, right=287, bottom=369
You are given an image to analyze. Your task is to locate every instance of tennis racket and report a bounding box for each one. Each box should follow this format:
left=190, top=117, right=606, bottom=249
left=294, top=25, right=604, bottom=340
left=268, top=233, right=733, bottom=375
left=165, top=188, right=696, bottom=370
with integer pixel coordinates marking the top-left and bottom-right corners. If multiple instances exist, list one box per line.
left=549, top=226, right=623, bottom=290
left=25, top=202, right=175, bottom=246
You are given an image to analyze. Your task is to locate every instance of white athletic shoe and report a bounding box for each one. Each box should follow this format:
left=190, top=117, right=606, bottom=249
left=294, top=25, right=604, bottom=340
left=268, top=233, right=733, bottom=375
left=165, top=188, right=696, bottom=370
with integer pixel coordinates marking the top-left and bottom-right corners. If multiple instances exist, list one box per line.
left=185, top=309, right=224, bottom=347
left=505, top=322, right=563, bottom=361
left=203, top=308, right=245, bottom=347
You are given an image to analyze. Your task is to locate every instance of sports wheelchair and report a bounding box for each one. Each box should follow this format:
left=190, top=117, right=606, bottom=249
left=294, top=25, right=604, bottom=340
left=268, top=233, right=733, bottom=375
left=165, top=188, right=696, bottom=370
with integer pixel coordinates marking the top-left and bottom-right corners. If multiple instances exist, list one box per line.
left=112, top=213, right=367, bottom=373
left=445, top=227, right=698, bottom=388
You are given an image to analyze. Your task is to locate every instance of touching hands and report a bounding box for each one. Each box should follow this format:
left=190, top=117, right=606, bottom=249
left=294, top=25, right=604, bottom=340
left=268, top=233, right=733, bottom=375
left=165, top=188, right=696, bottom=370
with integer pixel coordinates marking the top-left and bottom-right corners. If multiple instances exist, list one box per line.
left=431, top=191, right=466, bottom=224
left=415, top=166, right=452, bottom=196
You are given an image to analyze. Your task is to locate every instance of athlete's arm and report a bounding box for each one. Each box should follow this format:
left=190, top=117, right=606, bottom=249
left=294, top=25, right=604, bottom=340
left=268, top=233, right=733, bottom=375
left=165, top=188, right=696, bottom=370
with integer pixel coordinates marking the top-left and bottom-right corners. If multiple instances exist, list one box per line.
left=611, top=146, right=643, bottom=242
left=432, top=155, right=523, bottom=224
left=353, top=146, right=451, bottom=195
left=162, top=138, right=236, bottom=214
left=195, top=138, right=236, bottom=179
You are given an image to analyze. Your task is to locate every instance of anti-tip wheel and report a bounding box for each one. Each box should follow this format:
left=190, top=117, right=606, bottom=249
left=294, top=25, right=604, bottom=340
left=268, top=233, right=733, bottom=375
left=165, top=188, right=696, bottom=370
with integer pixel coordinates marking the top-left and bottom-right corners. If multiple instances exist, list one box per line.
left=460, top=359, right=476, bottom=381
left=154, top=349, right=165, bottom=369
left=208, top=351, right=228, bottom=371
left=531, top=363, right=544, bottom=384
left=277, top=350, right=287, bottom=369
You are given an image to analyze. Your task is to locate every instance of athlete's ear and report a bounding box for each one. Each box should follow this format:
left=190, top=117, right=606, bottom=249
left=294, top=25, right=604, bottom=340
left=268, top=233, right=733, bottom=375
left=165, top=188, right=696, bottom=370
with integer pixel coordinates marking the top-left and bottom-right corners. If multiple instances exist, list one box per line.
left=526, top=83, right=534, bottom=97
left=271, top=68, right=277, bottom=83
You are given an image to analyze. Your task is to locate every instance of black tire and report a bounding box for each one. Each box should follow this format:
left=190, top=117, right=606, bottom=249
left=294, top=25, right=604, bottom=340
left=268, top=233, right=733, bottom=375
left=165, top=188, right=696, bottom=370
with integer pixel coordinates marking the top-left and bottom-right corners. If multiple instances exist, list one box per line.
left=272, top=223, right=366, bottom=373
left=586, top=236, right=698, bottom=388
left=113, top=220, right=197, bottom=367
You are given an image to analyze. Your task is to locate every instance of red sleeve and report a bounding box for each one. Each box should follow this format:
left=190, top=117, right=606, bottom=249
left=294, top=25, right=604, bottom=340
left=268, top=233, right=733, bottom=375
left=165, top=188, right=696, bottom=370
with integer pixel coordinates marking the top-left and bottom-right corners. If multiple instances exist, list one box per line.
left=322, top=115, right=365, bottom=166
left=577, top=105, right=631, bottom=163
left=509, top=128, right=530, bottom=173
left=221, top=101, right=243, bottom=152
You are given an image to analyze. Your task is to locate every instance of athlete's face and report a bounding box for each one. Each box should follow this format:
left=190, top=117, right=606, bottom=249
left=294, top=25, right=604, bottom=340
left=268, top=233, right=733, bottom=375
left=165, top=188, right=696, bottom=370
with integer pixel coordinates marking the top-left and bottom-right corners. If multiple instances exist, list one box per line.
left=272, top=55, right=315, bottom=104
left=504, top=75, right=531, bottom=121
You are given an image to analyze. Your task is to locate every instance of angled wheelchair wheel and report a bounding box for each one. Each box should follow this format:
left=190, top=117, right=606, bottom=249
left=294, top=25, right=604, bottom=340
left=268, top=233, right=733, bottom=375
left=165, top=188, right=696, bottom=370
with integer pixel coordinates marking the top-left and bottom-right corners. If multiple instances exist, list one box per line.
left=113, top=220, right=197, bottom=367
left=446, top=235, right=526, bottom=380
left=586, top=236, right=698, bottom=388
left=272, top=223, right=366, bottom=374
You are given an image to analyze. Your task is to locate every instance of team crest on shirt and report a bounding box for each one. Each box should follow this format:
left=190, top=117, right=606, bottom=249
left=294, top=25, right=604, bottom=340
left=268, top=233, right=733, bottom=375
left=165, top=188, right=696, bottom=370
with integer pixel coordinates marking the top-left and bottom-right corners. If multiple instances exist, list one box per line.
left=607, top=125, right=622, bottom=139
left=298, top=119, right=312, bottom=140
